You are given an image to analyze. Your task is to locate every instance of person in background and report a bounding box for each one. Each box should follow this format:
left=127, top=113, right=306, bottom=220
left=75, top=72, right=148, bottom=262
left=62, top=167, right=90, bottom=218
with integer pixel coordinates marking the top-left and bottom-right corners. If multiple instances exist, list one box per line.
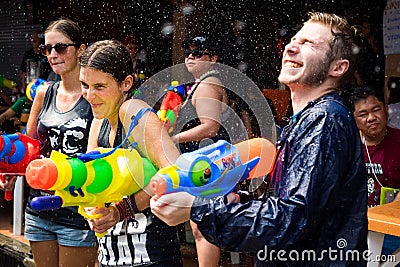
left=122, top=33, right=148, bottom=95
left=23, top=18, right=97, bottom=267
left=80, top=40, right=182, bottom=267
left=0, top=95, right=31, bottom=132
left=151, top=12, right=368, bottom=266
left=350, top=85, right=400, bottom=255
left=171, top=36, right=230, bottom=267
left=18, top=29, right=51, bottom=95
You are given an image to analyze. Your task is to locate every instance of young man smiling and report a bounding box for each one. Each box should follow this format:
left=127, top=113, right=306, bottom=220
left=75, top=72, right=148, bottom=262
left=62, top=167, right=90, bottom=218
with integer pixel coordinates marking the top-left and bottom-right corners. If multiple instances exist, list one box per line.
left=151, top=12, right=368, bottom=266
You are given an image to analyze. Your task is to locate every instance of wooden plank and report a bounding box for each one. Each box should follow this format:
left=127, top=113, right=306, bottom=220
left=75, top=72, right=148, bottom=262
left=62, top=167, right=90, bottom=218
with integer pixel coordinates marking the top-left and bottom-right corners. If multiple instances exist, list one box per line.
left=368, top=201, right=400, bottom=236
left=0, top=233, right=34, bottom=267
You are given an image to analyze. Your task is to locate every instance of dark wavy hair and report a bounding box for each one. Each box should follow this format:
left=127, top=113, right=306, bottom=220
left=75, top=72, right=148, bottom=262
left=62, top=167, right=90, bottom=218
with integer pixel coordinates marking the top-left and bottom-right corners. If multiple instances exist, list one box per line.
left=349, top=85, right=385, bottom=113
left=45, top=17, right=84, bottom=46
left=80, top=40, right=134, bottom=84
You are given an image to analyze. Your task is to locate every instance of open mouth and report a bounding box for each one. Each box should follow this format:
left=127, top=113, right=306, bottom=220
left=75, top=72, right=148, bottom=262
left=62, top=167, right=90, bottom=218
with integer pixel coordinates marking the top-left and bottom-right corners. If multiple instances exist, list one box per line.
left=283, top=60, right=302, bottom=68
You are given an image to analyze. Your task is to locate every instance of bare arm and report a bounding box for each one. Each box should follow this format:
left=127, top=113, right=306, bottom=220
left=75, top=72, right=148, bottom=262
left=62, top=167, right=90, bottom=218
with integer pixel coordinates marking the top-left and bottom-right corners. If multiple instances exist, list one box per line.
left=172, top=77, right=226, bottom=143
left=25, top=85, right=48, bottom=138
left=0, top=108, right=16, bottom=125
left=119, top=98, right=180, bottom=211
left=120, top=98, right=179, bottom=168
left=86, top=98, right=181, bottom=234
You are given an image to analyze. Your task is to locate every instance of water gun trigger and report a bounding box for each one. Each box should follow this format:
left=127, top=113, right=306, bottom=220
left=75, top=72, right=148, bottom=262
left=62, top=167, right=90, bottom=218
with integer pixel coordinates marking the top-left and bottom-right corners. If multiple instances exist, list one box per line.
left=78, top=205, right=107, bottom=239
left=241, top=156, right=260, bottom=180
left=78, top=206, right=106, bottom=238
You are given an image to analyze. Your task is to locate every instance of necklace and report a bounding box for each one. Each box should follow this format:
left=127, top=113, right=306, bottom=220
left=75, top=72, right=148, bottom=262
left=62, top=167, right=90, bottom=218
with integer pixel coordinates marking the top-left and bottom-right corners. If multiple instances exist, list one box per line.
left=181, top=69, right=220, bottom=108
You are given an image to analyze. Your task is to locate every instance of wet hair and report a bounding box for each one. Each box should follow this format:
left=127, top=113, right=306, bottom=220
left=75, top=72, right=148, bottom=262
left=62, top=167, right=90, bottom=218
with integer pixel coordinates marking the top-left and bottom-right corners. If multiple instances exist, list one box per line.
left=80, top=40, right=134, bottom=84
left=349, top=85, right=385, bottom=112
left=307, top=12, right=363, bottom=87
left=45, top=18, right=84, bottom=45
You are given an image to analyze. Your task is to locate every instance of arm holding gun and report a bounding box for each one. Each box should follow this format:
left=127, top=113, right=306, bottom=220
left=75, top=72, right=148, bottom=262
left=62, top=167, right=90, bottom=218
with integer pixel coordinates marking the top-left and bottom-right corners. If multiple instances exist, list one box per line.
left=25, top=147, right=158, bottom=237
left=150, top=138, right=276, bottom=198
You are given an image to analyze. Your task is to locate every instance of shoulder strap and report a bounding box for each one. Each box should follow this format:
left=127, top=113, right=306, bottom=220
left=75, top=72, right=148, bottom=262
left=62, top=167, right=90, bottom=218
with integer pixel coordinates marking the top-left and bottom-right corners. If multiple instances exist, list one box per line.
left=77, top=107, right=155, bottom=162
left=183, top=70, right=221, bottom=107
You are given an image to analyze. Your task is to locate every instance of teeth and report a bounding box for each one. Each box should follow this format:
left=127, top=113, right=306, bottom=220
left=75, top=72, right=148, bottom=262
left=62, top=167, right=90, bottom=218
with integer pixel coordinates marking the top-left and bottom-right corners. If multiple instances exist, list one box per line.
left=285, top=62, right=301, bottom=68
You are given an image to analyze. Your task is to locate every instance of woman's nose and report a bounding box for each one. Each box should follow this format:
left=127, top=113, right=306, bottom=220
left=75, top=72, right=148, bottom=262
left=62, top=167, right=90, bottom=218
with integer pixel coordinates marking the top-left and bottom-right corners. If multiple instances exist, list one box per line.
left=83, top=88, right=95, bottom=100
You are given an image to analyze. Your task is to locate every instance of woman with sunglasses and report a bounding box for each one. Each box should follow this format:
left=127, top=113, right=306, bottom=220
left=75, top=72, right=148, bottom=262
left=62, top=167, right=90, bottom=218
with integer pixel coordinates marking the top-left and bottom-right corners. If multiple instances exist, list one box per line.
left=79, top=40, right=182, bottom=267
left=172, top=36, right=230, bottom=267
left=24, top=18, right=98, bottom=267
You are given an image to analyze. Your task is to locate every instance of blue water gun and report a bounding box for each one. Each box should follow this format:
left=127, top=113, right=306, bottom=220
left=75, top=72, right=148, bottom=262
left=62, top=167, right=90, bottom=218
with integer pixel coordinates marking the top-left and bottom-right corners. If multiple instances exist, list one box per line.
left=150, top=138, right=276, bottom=198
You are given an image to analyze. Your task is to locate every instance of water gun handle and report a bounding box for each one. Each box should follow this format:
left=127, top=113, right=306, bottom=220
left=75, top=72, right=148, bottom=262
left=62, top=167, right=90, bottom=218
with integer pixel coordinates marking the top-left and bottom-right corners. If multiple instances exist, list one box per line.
left=0, top=174, right=13, bottom=201
left=31, top=195, right=107, bottom=237
left=77, top=206, right=107, bottom=238
left=4, top=191, right=12, bottom=201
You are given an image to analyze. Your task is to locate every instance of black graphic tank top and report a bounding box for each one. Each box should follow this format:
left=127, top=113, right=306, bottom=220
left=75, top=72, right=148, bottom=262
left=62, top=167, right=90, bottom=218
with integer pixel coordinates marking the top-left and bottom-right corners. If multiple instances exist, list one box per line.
left=26, top=82, right=94, bottom=230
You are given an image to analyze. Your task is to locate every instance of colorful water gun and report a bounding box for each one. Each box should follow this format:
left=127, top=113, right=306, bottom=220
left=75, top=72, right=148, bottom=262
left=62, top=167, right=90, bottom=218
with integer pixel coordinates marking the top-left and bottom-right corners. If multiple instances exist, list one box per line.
left=0, top=74, right=17, bottom=90
left=157, top=80, right=185, bottom=133
left=25, top=147, right=158, bottom=237
left=150, top=138, right=276, bottom=198
left=26, top=138, right=275, bottom=236
left=26, top=78, right=50, bottom=101
left=0, top=133, right=41, bottom=200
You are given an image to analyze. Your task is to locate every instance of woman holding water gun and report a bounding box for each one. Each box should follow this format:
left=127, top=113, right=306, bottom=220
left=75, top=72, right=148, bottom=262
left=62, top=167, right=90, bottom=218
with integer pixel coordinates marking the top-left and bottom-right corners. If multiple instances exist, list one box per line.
left=23, top=18, right=97, bottom=267
left=79, top=40, right=182, bottom=266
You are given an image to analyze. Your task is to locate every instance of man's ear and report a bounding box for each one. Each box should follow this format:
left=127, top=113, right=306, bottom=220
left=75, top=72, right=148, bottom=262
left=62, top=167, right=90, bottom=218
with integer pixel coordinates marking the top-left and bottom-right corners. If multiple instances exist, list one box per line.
left=330, top=59, right=349, bottom=78
left=211, top=54, right=218, bottom=63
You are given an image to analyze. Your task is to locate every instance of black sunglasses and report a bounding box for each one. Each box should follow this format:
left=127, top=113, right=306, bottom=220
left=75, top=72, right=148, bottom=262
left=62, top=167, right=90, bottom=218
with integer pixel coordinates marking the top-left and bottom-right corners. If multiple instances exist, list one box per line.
left=39, top=43, right=78, bottom=56
left=184, top=49, right=210, bottom=58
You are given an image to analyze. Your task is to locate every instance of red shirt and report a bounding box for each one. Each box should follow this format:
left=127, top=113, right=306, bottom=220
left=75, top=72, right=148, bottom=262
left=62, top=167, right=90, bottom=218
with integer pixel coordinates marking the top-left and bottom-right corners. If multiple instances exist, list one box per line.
left=363, top=126, right=400, bottom=207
